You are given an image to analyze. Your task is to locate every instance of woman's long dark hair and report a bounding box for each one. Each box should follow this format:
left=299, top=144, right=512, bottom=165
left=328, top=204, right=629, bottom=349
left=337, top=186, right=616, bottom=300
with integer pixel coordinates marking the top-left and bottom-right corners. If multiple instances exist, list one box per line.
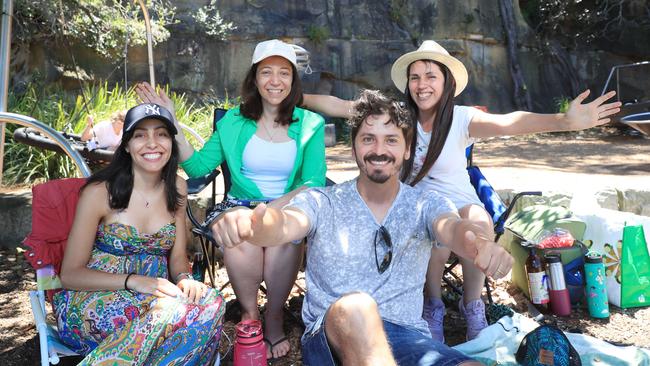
left=239, top=62, right=303, bottom=126
left=400, top=60, right=457, bottom=186
left=84, top=123, right=182, bottom=213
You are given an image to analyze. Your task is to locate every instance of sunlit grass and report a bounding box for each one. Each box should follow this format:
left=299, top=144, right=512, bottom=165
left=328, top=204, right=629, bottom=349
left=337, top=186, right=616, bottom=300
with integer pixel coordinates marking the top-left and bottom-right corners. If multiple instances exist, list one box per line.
left=4, top=83, right=231, bottom=185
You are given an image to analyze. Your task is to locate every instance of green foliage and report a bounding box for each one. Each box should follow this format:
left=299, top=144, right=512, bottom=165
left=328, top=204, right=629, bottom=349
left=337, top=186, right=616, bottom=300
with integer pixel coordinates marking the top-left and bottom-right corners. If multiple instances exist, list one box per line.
left=555, top=96, right=570, bottom=113
left=193, top=0, right=236, bottom=39
left=463, top=13, right=475, bottom=25
left=519, top=0, right=650, bottom=46
left=5, top=84, right=89, bottom=185
left=389, top=0, right=409, bottom=24
left=307, top=25, right=330, bottom=45
left=4, top=83, right=228, bottom=184
left=13, top=0, right=236, bottom=58
left=13, top=0, right=178, bottom=58
left=169, top=90, right=212, bottom=148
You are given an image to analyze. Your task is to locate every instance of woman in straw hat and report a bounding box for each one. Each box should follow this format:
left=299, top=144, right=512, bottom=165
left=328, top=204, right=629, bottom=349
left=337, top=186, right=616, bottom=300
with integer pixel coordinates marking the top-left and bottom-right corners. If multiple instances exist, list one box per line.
left=303, top=39, right=620, bottom=342
left=136, top=39, right=326, bottom=359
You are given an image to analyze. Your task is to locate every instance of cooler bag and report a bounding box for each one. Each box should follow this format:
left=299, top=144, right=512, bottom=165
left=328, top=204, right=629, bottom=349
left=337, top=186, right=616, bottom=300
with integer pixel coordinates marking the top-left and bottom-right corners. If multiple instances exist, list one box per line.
left=502, top=204, right=587, bottom=302
left=572, top=203, right=650, bottom=308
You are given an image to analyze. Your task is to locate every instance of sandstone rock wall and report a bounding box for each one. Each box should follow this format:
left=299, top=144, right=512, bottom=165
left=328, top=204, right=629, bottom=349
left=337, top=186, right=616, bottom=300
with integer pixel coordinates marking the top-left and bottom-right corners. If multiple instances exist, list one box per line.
left=22, top=1, right=650, bottom=113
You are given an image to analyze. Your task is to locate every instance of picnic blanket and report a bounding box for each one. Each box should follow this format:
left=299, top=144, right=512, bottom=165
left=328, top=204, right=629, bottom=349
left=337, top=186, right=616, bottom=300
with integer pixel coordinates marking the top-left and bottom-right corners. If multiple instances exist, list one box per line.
left=453, top=313, right=650, bottom=365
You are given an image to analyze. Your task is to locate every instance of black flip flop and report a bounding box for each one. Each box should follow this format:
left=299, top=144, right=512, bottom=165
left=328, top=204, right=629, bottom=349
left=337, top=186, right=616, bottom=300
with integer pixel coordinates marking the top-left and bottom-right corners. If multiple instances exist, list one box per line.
left=264, top=336, right=289, bottom=360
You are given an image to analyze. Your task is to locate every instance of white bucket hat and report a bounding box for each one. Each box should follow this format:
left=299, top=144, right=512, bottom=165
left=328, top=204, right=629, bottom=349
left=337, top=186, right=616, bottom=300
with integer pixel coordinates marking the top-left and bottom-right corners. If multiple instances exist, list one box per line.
left=390, top=40, right=468, bottom=97
left=251, top=39, right=298, bottom=68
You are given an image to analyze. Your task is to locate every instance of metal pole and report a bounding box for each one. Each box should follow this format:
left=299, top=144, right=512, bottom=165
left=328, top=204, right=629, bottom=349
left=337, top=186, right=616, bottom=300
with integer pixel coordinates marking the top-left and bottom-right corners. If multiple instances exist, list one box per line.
left=0, top=112, right=92, bottom=177
left=601, top=61, right=650, bottom=96
left=136, top=0, right=155, bottom=86
left=0, top=0, right=14, bottom=185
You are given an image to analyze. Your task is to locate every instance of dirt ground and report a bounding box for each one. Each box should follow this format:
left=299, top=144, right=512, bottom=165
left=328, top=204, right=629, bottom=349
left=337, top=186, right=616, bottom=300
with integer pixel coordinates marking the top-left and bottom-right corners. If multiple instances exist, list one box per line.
left=326, top=125, right=650, bottom=190
left=474, top=127, right=650, bottom=176
left=1, top=127, right=649, bottom=365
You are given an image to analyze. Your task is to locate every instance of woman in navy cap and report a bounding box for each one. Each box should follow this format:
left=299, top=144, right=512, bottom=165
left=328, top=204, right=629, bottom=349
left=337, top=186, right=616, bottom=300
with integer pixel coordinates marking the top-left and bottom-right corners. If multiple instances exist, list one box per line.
left=55, top=103, right=225, bottom=364
left=137, top=39, right=326, bottom=359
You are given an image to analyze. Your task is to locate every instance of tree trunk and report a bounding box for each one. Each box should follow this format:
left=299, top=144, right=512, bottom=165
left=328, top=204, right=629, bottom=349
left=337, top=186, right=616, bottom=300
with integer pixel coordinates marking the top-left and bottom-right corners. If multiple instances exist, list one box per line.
left=543, top=39, right=581, bottom=99
left=498, top=0, right=532, bottom=111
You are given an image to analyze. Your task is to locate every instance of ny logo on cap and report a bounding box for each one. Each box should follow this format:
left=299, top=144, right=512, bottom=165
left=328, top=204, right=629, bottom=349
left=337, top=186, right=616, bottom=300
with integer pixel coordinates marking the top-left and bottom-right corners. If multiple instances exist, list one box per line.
left=144, top=104, right=161, bottom=115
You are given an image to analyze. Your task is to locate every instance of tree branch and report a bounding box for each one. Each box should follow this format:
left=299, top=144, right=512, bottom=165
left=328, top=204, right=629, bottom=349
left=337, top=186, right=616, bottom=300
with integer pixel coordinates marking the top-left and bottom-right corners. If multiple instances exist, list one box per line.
left=498, top=0, right=532, bottom=111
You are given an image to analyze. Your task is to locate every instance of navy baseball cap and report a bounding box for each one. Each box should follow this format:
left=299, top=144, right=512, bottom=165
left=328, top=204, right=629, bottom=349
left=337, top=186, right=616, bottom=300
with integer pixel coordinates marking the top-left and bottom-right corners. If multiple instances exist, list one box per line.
left=123, top=103, right=177, bottom=135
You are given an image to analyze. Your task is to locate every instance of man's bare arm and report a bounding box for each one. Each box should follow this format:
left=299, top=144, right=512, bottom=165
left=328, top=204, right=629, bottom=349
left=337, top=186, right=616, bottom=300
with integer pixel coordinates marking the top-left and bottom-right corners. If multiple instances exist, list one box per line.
left=211, top=204, right=310, bottom=248
left=433, top=212, right=513, bottom=279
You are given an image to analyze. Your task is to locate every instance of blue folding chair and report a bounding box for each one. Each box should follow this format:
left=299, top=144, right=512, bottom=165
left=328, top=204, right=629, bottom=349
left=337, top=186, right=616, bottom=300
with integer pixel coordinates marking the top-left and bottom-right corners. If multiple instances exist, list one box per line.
left=442, top=144, right=540, bottom=304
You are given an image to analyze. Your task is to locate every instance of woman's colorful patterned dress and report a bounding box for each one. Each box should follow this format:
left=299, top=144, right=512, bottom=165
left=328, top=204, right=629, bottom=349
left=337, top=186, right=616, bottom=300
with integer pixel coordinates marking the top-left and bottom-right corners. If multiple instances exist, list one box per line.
left=53, top=222, right=225, bottom=365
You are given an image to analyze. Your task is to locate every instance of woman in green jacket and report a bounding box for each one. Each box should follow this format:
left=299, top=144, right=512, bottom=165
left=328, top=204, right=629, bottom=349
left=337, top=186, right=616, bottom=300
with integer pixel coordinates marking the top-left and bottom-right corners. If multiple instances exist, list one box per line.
left=136, top=39, right=326, bottom=359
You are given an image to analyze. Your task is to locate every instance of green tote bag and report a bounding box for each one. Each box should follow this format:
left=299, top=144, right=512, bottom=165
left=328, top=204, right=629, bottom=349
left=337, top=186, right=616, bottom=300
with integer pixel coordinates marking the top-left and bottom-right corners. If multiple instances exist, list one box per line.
left=621, top=225, right=650, bottom=308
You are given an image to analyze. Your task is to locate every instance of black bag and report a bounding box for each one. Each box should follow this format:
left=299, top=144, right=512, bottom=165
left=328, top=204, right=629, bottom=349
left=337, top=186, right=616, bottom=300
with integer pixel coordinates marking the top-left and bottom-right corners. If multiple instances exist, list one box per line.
left=516, top=325, right=581, bottom=366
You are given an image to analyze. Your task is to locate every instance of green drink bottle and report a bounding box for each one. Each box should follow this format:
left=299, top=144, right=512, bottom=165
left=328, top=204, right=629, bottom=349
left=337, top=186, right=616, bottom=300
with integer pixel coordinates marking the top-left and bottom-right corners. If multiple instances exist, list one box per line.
left=584, top=251, right=610, bottom=319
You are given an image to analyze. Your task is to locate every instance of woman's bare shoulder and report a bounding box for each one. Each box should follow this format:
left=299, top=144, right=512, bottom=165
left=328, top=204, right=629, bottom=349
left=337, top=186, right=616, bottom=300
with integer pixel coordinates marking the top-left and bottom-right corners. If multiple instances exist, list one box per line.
left=75, top=181, right=111, bottom=220
left=80, top=181, right=108, bottom=197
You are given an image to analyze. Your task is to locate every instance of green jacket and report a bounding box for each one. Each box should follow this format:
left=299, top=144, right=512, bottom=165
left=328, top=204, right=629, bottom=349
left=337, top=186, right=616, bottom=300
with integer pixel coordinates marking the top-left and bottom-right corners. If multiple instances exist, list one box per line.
left=181, top=106, right=326, bottom=199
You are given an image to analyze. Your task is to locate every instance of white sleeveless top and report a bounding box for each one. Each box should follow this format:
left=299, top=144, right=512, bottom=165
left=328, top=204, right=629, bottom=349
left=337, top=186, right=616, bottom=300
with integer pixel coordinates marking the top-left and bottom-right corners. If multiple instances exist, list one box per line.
left=407, top=105, right=482, bottom=209
left=241, top=134, right=297, bottom=199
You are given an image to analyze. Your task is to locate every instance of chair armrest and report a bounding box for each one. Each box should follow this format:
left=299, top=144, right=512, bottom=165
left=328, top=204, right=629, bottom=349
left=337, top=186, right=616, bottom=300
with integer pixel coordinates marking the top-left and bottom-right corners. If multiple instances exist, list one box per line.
left=186, top=169, right=221, bottom=195
left=494, top=191, right=542, bottom=239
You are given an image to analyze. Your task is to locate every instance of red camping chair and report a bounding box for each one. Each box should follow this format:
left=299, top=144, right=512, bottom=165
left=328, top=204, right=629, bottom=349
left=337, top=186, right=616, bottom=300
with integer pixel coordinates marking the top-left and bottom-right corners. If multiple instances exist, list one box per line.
left=23, top=178, right=86, bottom=366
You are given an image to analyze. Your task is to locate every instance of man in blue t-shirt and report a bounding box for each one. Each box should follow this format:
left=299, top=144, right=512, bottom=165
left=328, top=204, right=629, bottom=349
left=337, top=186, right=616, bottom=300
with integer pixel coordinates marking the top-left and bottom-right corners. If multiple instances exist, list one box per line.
left=212, top=90, right=513, bottom=366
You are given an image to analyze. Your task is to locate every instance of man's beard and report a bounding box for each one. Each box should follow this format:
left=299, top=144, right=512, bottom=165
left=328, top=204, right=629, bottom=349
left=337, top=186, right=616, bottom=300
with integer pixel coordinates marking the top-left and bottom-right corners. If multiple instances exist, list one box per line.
left=357, top=153, right=399, bottom=184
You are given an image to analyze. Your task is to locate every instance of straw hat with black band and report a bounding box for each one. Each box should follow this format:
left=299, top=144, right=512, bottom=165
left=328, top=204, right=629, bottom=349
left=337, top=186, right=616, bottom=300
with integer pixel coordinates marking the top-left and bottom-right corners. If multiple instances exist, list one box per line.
left=390, top=40, right=469, bottom=97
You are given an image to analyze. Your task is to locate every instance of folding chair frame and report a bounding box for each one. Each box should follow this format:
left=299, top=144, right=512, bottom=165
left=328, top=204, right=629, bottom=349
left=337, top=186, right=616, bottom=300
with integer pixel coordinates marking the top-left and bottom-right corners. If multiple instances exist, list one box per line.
left=185, top=108, right=230, bottom=289
left=29, top=288, right=78, bottom=366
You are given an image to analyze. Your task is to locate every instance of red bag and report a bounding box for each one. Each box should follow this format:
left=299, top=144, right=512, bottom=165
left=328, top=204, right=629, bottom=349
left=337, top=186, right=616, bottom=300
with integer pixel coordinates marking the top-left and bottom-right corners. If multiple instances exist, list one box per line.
left=537, top=228, right=575, bottom=249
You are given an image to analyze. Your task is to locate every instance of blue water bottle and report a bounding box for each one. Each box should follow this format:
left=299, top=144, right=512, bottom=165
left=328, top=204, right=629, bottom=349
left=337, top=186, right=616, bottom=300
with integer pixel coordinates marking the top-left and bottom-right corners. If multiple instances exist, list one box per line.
left=584, top=251, right=610, bottom=319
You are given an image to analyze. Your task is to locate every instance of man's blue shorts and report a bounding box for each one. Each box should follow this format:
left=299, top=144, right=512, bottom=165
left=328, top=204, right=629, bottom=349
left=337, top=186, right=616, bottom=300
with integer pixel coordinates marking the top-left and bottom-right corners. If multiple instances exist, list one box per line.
left=301, top=313, right=474, bottom=366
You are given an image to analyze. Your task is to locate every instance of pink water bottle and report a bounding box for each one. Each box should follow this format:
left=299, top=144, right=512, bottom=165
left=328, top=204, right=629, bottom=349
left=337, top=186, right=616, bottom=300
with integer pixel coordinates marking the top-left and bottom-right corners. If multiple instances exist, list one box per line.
left=545, top=253, right=572, bottom=316
left=233, top=319, right=267, bottom=366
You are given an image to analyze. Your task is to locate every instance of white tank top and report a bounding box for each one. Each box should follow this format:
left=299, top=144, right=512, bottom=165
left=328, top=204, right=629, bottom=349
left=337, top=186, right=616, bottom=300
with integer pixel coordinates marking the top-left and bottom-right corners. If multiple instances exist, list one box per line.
left=241, top=134, right=297, bottom=199
left=408, top=105, right=482, bottom=209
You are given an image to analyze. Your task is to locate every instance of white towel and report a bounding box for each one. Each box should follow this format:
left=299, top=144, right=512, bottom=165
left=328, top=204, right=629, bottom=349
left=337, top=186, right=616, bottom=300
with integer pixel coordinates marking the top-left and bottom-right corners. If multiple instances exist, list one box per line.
left=453, top=313, right=650, bottom=366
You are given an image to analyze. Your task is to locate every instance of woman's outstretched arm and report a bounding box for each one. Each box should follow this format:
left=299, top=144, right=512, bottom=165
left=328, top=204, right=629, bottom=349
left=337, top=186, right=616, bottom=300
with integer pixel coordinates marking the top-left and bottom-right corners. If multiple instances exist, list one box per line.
left=302, top=94, right=354, bottom=119
left=469, top=90, right=621, bottom=138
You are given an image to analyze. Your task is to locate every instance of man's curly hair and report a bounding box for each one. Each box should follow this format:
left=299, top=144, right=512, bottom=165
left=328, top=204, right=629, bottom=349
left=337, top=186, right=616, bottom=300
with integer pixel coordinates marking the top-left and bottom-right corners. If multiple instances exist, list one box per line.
left=348, top=89, right=413, bottom=146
